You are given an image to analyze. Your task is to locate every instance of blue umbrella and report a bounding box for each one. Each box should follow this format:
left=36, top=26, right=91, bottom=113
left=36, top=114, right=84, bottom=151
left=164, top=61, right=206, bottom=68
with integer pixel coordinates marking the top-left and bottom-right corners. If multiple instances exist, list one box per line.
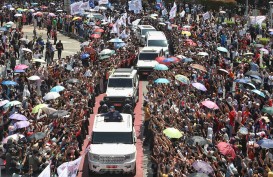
left=154, top=64, right=168, bottom=71
left=0, top=27, right=7, bottom=32
left=109, top=38, right=123, bottom=43
left=182, top=58, right=193, bottom=62
left=154, top=78, right=170, bottom=84
left=81, top=53, right=90, bottom=59
left=257, top=139, right=273, bottom=149
left=14, top=70, right=25, bottom=73
left=270, top=31, right=273, bottom=35
left=250, top=75, right=262, bottom=80
left=234, top=78, right=251, bottom=84
left=2, top=80, right=18, bottom=86
left=251, top=89, right=265, bottom=98
left=114, top=42, right=126, bottom=49
left=163, top=58, right=175, bottom=62
left=50, top=86, right=65, bottom=92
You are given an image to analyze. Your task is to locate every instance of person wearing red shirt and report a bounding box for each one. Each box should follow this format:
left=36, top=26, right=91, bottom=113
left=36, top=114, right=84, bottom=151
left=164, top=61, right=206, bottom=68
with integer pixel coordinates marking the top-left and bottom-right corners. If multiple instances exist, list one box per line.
left=228, top=107, right=237, bottom=137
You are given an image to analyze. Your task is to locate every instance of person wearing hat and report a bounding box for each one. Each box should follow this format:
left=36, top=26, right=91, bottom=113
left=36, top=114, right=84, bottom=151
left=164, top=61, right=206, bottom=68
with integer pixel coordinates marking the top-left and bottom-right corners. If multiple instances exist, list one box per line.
left=101, top=106, right=123, bottom=121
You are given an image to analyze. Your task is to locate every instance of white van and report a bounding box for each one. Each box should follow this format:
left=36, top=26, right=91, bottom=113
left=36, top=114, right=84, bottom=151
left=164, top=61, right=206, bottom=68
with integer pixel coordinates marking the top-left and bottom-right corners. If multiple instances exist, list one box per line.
left=135, top=25, right=156, bottom=45
left=145, top=31, right=169, bottom=56
left=88, top=113, right=136, bottom=175
left=135, top=47, right=163, bottom=75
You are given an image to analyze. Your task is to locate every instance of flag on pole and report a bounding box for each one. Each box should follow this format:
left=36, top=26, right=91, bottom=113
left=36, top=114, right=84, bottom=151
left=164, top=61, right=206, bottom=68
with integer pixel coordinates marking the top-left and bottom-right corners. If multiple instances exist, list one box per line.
left=202, top=12, right=210, bottom=20
left=169, top=2, right=177, bottom=19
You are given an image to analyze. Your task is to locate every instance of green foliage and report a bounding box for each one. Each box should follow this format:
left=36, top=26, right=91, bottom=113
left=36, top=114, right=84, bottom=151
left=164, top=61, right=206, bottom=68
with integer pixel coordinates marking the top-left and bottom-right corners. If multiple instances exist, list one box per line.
left=261, top=23, right=267, bottom=29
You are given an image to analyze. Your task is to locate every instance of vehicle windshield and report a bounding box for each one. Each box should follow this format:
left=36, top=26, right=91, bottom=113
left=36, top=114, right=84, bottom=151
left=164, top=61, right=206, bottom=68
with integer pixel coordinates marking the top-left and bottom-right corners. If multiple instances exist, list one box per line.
left=147, top=40, right=168, bottom=47
left=92, top=132, right=133, bottom=144
left=141, top=29, right=156, bottom=35
left=108, top=78, right=133, bottom=88
left=139, top=53, right=159, bottom=60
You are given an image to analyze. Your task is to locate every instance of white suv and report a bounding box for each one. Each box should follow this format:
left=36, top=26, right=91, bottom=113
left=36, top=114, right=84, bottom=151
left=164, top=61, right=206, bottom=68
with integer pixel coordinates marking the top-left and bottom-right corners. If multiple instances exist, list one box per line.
left=88, top=114, right=136, bottom=175
left=104, top=68, right=139, bottom=109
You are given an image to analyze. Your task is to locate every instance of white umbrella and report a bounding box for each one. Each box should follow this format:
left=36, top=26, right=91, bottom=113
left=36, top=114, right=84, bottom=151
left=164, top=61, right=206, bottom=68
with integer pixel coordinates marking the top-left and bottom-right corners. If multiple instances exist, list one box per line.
left=219, top=10, right=226, bottom=13
left=260, top=48, right=269, bottom=55
left=197, top=52, right=209, bottom=56
left=6, top=21, right=14, bottom=25
left=32, top=58, right=46, bottom=63
left=3, top=134, right=25, bottom=144
left=43, top=92, right=60, bottom=100
left=150, top=14, right=158, bottom=17
left=99, top=6, right=107, bottom=10
left=57, top=9, right=63, bottom=12
left=22, top=48, right=32, bottom=53
left=14, top=13, right=22, bottom=17
left=99, top=49, right=115, bottom=55
left=28, top=75, right=41, bottom=81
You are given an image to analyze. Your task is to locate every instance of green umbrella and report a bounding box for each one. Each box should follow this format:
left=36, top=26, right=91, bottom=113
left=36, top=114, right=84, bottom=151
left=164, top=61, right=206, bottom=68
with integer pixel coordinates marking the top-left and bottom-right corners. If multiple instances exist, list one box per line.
left=262, top=107, right=273, bottom=115
left=32, top=104, right=48, bottom=114
left=163, top=128, right=183, bottom=139
left=99, top=55, right=111, bottom=60
left=175, top=74, right=190, bottom=84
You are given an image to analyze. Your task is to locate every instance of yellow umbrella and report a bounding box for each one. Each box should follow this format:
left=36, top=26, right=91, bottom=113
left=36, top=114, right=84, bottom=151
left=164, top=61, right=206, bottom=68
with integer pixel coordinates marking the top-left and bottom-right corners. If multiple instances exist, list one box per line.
left=72, top=17, right=81, bottom=21
left=182, top=31, right=191, bottom=36
left=32, top=104, right=48, bottom=114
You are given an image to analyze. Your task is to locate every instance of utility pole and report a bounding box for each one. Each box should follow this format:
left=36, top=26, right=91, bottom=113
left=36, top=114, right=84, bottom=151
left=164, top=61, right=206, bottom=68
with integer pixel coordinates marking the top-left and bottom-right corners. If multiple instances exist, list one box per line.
left=270, top=1, right=273, bottom=28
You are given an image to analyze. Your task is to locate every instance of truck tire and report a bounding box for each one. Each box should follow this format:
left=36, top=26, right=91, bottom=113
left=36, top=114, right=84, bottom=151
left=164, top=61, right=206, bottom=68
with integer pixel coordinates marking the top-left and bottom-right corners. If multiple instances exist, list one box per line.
left=131, top=164, right=136, bottom=176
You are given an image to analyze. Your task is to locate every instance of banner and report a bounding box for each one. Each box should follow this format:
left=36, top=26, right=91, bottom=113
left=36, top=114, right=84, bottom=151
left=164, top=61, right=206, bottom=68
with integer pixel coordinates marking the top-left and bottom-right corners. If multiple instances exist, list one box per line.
left=249, top=16, right=266, bottom=26
left=129, top=0, right=142, bottom=13
left=79, top=1, right=90, bottom=11
left=57, top=157, right=82, bottom=177
left=99, top=0, right=109, bottom=5
left=89, top=0, right=95, bottom=8
left=169, top=2, right=177, bottom=19
left=70, top=1, right=83, bottom=15
left=202, top=12, right=210, bottom=20
left=38, top=164, right=51, bottom=177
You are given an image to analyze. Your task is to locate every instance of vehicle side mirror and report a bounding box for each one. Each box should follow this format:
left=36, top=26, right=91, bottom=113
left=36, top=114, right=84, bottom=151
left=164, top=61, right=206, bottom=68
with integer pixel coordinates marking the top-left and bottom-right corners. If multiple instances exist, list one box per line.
left=133, top=137, right=136, bottom=144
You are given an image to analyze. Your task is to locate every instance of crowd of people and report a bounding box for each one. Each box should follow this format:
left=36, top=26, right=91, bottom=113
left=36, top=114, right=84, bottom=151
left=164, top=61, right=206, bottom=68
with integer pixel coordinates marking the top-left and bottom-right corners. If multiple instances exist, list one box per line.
left=0, top=0, right=273, bottom=177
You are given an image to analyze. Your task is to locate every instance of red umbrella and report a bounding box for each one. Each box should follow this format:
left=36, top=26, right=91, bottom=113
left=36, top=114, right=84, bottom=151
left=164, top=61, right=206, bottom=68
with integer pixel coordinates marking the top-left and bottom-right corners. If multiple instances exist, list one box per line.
left=217, top=142, right=236, bottom=159
left=94, top=28, right=104, bottom=33
left=155, top=56, right=166, bottom=63
left=90, top=34, right=101, bottom=39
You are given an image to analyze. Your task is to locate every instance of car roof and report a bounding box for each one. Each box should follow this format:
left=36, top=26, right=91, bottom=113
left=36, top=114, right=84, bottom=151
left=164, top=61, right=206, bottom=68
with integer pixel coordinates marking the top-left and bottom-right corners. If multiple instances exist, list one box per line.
left=140, top=47, right=163, bottom=53
left=137, top=25, right=155, bottom=29
left=109, top=68, right=137, bottom=78
left=93, top=114, right=132, bottom=132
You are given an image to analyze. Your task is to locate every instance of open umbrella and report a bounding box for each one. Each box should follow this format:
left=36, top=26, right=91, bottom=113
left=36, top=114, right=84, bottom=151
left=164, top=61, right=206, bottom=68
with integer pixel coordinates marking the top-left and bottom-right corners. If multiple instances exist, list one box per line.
left=234, top=78, right=251, bottom=84
left=218, top=68, right=229, bottom=74
left=238, top=127, right=248, bottom=135
left=163, top=128, right=183, bottom=139
left=197, top=52, right=209, bottom=56
left=257, top=139, right=273, bottom=149
left=94, top=28, right=104, bottom=33
left=22, top=48, right=32, bottom=53
left=4, top=100, right=21, bottom=107
left=260, top=48, right=269, bottom=55
left=154, top=78, right=170, bottom=84
left=9, top=113, right=28, bottom=121
left=28, top=75, right=41, bottom=81
left=81, top=53, right=90, bottom=59
left=217, top=46, right=229, bottom=53
left=32, top=58, right=46, bottom=63
left=50, top=86, right=65, bottom=92
left=32, top=104, right=48, bottom=114
left=91, top=33, right=101, bottom=38
left=14, top=70, right=25, bottom=73
left=99, top=49, right=115, bottom=55
left=3, top=134, right=25, bottom=144
left=186, top=136, right=208, bottom=146
left=154, top=64, right=168, bottom=71
left=2, top=80, right=18, bottom=86
left=182, top=58, right=194, bottom=62
left=162, top=57, right=179, bottom=63
left=29, top=132, right=46, bottom=141
left=192, top=160, right=213, bottom=174
left=201, top=100, right=219, bottom=109
left=181, top=31, right=191, bottom=36
left=175, top=75, right=190, bottom=84
left=109, top=38, right=123, bottom=43
left=15, top=121, right=30, bottom=129
left=245, top=70, right=260, bottom=76
left=49, top=110, right=69, bottom=119
left=192, top=83, right=207, bottom=91
left=0, top=27, right=7, bottom=32
left=217, top=142, right=236, bottom=159
left=251, top=89, right=265, bottom=98
left=262, top=107, right=273, bottom=115
left=243, top=52, right=254, bottom=56
left=41, top=107, right=57, bottom=114
left=67, top=78, right=80, bottom=83
left=0, top=100, right=9, bottom=107
left=43, top=92, right=60, bottom=100
left=14, top=13, right=22, bottom=17
left=188, top=173, right=209, bottom=177
left=48, top=13, right=56, bottom=17
left=191, top=64, right=207, bottom=72
left=15, top=64, right=28, bottom=70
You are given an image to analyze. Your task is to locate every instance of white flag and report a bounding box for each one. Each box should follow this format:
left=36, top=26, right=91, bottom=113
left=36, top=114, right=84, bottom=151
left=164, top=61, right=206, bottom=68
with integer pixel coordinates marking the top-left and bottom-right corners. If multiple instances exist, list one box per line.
left=132, top=19, right=141, bottom=26
left=202, top=12, right=210, bottom=20
left=120, top=30, right=128, bottom=39
left=127, top=16, right=131, bottom=24
left=169, top=2, right=177, bottom=19
left=57, top=157, right=82, bottom=177
left=38, top=164, right=51, bottom=177
left=162, top=8, right=167, bottom=16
